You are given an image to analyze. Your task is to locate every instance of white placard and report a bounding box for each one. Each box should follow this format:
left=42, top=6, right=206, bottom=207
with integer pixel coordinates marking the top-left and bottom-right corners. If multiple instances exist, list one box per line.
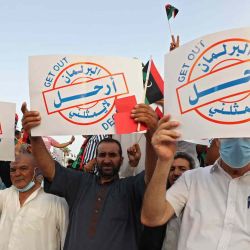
left=165, top=27, right=250, bottom=139
left=0, top=102, right=15, bottom=161
left=29, top=55, right=144, bottom=136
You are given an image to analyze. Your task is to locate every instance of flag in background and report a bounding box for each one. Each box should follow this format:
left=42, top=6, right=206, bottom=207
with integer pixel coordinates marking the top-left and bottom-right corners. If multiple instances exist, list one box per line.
left=165, top=4, right=179, bottom=20
left=142, top=60, right=164, bottom=104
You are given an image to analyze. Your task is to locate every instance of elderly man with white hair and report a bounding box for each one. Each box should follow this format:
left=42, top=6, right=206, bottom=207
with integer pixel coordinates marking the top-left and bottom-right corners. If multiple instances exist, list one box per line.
left=0, top=144, right=68, bottom=250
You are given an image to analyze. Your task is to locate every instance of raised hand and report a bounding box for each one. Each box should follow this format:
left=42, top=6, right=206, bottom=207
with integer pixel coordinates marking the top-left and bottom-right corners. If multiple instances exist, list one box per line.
left=170, top=35, right=180, bottom=51
left=131, top=104, right=158, bottom=133
left=127, top=143, right=141, bottom=168
left=70, top=136, right=75, bottom=144
left=151, top=115, right=180, bottom=161
left=21, top=102, right=41, bottom=134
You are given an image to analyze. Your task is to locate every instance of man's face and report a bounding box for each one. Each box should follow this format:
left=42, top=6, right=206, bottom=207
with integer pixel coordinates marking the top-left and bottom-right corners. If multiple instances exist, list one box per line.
left=96, top=142, right=123, bottom=178
left=168, top=158, right=191, bottom=186
left=10, top=154, right=35, bottom=189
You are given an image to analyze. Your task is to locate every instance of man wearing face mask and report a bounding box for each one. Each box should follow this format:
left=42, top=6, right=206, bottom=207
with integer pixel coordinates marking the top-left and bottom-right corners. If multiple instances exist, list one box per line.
left=0, top=144, right=69, bottom=250
left=141, top=115, right=250, bottom=250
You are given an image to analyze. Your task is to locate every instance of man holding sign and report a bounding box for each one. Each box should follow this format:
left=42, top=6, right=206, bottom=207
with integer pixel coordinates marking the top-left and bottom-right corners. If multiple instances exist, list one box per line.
left=141, top=115, right=250, bottom=250
left=21, top=101, right=158, bottom=250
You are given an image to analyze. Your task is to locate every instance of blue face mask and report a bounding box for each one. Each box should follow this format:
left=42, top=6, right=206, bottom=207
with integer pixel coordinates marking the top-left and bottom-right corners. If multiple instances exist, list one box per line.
left=219, top=138, right=250, bottom=169
left=14, top=168, right=36, bottom=193
left=15, top=180, right=35, bottom=192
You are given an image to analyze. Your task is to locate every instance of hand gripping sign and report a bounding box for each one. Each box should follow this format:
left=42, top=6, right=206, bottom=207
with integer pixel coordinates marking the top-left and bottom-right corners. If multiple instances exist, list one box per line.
left=165, top=27, right=250, bottom=140
left=29, top=56, right=144, bottom=136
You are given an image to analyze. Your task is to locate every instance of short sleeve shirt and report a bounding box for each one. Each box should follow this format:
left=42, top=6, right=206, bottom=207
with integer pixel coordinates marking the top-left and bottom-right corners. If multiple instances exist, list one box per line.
left=166, top=159, right=250, bottom=250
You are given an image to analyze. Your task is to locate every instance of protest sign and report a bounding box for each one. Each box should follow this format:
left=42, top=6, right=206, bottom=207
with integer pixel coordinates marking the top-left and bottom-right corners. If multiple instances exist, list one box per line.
left=0, top=102, right=15, bottom=161
left=29, top=56, right=144, bottom=136
left=165, top=27, right=250, bottom=139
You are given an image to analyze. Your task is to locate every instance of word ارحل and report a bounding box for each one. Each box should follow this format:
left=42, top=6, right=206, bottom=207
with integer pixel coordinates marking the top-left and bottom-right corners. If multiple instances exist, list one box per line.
left=198, top=43, right=249, bottom=73
left=189, top=69, right=250, bottom=106
left=209, top=103, right=250, bottom=117
left=68, top=100, right=111, bottom=119
left=54, top=79, right=117, bottom=109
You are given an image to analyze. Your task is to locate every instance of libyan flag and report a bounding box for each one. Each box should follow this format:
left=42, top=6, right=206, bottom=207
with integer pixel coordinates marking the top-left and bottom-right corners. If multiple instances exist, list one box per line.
left=165, top=4, right=179, bottom=20
left=143, top=60, right=164, bottom=104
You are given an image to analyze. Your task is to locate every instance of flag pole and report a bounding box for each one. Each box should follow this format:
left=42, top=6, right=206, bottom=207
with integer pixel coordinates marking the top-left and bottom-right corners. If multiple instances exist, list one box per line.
left=167, top=18, right=173, bottom=37
left=137, top=55, right=152, bottom=132
left=136, top=134, right=144, bottom=144
left=142, top=55, right=152, bottom=105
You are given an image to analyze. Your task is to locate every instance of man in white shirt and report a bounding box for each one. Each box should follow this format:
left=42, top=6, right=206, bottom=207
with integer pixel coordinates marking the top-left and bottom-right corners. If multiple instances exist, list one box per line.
left=141, top=115, right=250, bottom=250
left=0, top=144, right=68, bottom=250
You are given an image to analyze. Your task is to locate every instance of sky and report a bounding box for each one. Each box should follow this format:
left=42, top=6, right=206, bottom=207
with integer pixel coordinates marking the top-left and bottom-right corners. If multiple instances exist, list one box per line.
left=0, top=0, right=249, bottom=154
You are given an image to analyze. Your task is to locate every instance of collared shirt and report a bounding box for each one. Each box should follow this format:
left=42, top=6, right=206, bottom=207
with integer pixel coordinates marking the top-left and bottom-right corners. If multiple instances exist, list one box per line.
left=44, top=162, right=145, bottom=250
left=166, top=159, right=250, bottom=250
left=0, top=186, right=68, bottom=250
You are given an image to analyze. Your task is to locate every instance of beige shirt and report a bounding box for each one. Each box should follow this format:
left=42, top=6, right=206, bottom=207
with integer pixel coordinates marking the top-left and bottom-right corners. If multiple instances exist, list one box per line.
left=166, top=159, right=250, bottom=250
left=0, top=186, right=68, bottom=250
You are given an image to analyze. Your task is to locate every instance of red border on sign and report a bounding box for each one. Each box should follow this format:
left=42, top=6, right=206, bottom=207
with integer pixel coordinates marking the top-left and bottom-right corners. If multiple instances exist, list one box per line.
left=176, top=59, right=250, bottom=114
left=42, top=72, right=128, bottom=115
left=176, top=38, right=250, bottom=124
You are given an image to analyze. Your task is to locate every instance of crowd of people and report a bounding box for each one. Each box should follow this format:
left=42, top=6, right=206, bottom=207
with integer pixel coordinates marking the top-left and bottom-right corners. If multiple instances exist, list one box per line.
left=0, top=37, right=249, bottom=250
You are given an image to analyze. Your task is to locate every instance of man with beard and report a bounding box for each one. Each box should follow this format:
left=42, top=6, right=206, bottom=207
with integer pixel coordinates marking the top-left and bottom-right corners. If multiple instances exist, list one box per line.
left=21, top=102, right=158, bottom=250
